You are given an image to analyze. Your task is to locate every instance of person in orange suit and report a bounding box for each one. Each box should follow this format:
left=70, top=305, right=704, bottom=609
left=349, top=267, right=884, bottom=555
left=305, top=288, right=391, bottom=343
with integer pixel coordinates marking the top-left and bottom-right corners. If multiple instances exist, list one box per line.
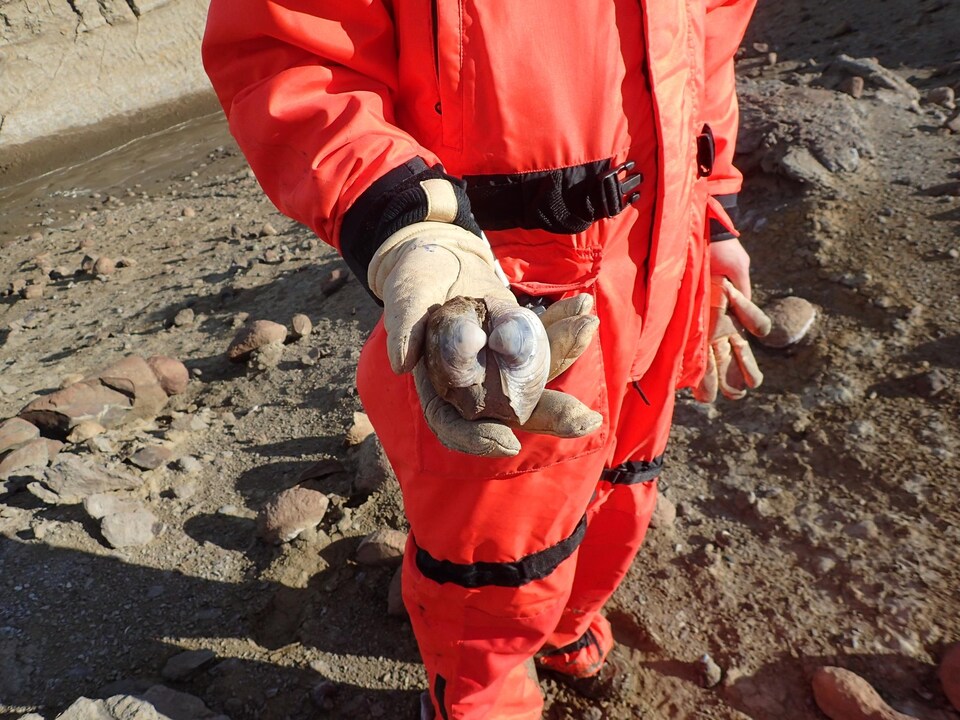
left=203, top=1, right=770, bottom=717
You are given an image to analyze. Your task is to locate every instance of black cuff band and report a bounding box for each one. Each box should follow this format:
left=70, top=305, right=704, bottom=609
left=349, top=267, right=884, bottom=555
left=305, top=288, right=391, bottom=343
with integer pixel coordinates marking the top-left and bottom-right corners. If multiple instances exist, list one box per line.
left=339, top=158, right=482, bottom=302
left=709, top=193, right=740, bottom=242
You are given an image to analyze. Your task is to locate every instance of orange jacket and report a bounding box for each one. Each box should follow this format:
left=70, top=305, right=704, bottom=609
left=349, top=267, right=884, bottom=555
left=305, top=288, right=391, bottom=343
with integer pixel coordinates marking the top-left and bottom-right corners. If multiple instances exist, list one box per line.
left=202, top=0, right=755, bottom=387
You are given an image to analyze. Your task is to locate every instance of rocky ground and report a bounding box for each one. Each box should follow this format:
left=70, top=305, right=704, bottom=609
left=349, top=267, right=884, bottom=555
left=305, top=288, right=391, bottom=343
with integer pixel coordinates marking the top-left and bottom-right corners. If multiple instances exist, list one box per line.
left=1, top=1, right=959, bottom=719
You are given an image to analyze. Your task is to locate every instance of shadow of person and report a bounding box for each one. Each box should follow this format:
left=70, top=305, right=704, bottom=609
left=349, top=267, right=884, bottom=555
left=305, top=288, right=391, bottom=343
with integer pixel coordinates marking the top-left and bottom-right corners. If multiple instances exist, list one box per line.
left=0, top=532, right=422, bottom=718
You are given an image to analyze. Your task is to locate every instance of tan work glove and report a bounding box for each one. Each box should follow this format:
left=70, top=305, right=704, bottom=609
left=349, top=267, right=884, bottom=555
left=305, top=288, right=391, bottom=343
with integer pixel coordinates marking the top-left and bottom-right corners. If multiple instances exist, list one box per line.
left=369, top=178, right=601, bottom=457
left=694, top=277, right=772, bottom=403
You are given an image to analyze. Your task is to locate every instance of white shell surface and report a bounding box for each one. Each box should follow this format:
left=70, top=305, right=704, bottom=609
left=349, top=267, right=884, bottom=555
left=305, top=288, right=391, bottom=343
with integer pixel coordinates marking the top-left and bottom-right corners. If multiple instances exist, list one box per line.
left=437, top=315, right=487, bottom=387
left=485, top=299, right=550, bottom=423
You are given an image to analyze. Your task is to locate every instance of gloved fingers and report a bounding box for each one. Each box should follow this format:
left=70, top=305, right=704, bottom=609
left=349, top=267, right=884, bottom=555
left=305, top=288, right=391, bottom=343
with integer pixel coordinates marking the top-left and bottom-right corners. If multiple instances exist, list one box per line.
left=546, top=315, right=600, bottom=381
left=713, top=337, right=748, bottom=400
left=722, top=278, right=772, bottom=338
left=382, top=283, right=443, bottom=374
left=538, top=293, right=595, bottom=329
left=413, top=362, right=521, bottom=457
left=693, top=346, right=719, bottom=403
left=729, top=331, right=764, bottom=390
left=379, top=233, right=513, bottom=374
left=515, top=389, right=603, bottom=438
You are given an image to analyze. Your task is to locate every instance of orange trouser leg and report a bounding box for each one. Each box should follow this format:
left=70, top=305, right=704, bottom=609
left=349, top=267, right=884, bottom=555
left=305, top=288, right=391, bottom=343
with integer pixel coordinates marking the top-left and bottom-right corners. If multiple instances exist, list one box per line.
left=403, top=547, right=575, bottom=720
left=540, top=480, right=658, bottom=676
left=359, top=319, right=612, bottom=719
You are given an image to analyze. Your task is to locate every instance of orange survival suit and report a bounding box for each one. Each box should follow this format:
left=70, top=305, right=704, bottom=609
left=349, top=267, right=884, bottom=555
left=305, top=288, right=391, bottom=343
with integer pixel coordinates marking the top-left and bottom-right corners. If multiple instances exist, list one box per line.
left=203, top=1, right=757, bottom=717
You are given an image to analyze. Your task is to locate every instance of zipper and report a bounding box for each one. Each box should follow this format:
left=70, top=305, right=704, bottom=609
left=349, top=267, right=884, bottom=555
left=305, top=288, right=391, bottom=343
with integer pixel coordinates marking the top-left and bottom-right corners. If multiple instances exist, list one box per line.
left=431, top=0, right=441, bottom=114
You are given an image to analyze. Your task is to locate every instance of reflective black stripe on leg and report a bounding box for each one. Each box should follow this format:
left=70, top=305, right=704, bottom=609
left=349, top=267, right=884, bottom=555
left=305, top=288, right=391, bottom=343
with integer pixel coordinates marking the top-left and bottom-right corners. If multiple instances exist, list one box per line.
left=601, top=455, right=664, bottom=485
left=415, top=515, right=587, bottom=588
left=433, top=675, right=449, bottom=720
left=542, top=628, right=600, bottom=658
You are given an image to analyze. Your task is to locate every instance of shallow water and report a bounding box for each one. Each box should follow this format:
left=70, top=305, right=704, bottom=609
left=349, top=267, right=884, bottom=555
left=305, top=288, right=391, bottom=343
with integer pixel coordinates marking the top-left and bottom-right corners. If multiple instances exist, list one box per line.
left=0, top=105, right=234, bottom=248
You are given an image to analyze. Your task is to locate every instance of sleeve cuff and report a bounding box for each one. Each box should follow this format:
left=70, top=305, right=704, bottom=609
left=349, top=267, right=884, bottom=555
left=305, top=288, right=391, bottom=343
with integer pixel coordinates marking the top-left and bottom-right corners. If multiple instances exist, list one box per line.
left=707, top=193, right=740, bottom=242
left=340, top=158, right=482, bottom=300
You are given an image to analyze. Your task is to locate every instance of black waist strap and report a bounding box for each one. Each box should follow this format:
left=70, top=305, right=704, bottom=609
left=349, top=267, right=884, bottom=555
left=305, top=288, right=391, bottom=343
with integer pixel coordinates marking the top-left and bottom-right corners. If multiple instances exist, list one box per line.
left=415, top=514, right=587, bottom=588
left=601, top=455, right=664, bottom=485
left=464, top=159, right=643, bottom=235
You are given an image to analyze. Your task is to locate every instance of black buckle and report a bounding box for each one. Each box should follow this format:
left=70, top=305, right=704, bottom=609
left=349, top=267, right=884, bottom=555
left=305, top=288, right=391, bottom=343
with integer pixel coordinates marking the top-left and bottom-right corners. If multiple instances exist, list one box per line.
left=597, top=160, right=643, bottom=219
left=697, top=124, right=715, bottom=178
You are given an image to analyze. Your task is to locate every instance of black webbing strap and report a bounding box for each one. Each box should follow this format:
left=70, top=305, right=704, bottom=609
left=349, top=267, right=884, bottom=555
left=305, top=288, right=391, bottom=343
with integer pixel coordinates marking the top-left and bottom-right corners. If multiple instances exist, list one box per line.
left=464, top=158, right=642, bottom=235
left=709, top=192, right=739, bottom=242
left=600, top=455, right=664, bottom=485
left=415, top=515, right=588, bottom=588
left=541, top=628, right=600, bottom=658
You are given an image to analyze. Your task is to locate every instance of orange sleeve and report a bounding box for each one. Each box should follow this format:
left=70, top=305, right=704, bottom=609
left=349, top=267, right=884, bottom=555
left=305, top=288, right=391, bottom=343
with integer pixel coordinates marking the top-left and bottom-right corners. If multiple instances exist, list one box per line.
left=703, top=0, right=757, bottom=206
left=201, top=0, right=441, bottom=250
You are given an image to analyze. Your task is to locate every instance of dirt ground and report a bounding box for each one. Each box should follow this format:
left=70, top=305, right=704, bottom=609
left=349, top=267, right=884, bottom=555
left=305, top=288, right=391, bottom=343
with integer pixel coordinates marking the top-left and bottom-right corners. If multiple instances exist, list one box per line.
left=1, top=0, right=959, bottom=718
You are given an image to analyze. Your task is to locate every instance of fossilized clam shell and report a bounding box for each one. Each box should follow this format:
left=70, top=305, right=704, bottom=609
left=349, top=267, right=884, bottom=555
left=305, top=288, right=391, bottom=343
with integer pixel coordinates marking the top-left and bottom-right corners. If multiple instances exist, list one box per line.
left=424, top=296, right=550, bottom=424
left=424, top=296, right=488, bottom=388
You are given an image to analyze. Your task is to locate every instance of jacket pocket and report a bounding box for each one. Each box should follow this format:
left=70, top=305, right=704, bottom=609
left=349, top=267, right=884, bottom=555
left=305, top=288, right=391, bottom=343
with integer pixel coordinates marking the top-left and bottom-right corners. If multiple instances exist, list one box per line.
left=417, top=278, right=609, bottom=480
left=433, top=0, right=463, bottom=151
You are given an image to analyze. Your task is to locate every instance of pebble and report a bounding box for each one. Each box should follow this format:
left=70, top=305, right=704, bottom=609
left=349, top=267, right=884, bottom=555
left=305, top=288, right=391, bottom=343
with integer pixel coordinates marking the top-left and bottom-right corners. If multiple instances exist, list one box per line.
left=759, top=296, right=817, bottom=347
left=173, top=308, right=195, bottom=327
left=146, top=355, right=190, bottom=396
left=945, top=109, right=960, bottom=134
left=927, top=86, right=956, bottom=107
left=649, top=494, right=677, bottom=529
left=38, top=455, right=143, bottom=504
left=345, top=411, right=375, bottom=446
left=262, top=249, right=281, bottom=264
left=0, top=439, right=53, bottom=479
left=913, top=369, right=947, bottom=398
left=840, top=75, right=864, bottom=99
left=290, top=313, right=313, bottom=339
left=83, top=493, right=144, bottom=520
left=812, top=556, right=837, bottom=575
left=171, top=479, right=198, bottom=500
left=699, top=653, right=723, bottom=688
left=93, top=257, right=116, bottom=276
left=356, top=528, right=408, bottom=566
left=251, top=340, right=284, bottom=370
left=354, top=433, right=397, bottom=494
left=50, top=265, right=74, bottom=279
left=0, top=417, right=40, bottom=455
left=21, top=284, right=44, bottom=299
left=226, top=320, right=288, bottom=362
left=128, top=445, right=174, bottom=471
left=100, top=508, right=160, bottom=548
left=299, top=348, right=322, bottom=367
left=940, top=643, right=960, bottom=711
left=162, top=648, right=217, bottom=680
left=845, top=519, right=879, bottom=540
left=67, top=420, right=106, bottom=444
left=261, top=222, right=278, bottom=236
left=812, top=666, right=917, bottom=720
left=175, top=455, right=202, bottom=475
left=182, top=206, right=197, bottom=218
left=257, top=485, right=330, bottom=543
left=321, top=268, right=349, bottom=296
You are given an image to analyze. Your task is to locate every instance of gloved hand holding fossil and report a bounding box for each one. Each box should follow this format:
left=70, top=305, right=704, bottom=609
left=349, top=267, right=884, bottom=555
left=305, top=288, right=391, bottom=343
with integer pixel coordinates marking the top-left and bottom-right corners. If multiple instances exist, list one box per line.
left=424, top=295, right=550, bottom=425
